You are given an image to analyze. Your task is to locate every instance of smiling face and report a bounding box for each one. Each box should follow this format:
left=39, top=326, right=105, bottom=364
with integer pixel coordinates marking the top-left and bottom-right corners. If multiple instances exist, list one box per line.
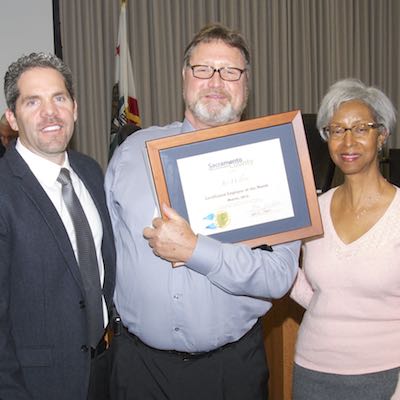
left=182, top=40, right=249, bottom=129
left=6, top=67, right=77, bottom=165
left=327, top=100, right=387, bottom=176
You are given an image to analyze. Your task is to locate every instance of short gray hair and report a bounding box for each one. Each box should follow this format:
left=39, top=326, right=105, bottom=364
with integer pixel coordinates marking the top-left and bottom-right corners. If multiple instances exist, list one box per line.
left=4, top=52, right=75, bottom=113
left=317, top=78, right=396, bottom=141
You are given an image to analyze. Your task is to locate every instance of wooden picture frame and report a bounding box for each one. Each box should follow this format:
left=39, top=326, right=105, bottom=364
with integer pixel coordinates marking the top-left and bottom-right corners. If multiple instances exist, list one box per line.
left=146, top=110, right=322, bottom=247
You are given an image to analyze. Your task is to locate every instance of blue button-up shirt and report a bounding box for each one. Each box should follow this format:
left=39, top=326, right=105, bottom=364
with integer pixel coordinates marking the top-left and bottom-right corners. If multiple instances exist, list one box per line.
left=105, top=119, right=300, bottom=352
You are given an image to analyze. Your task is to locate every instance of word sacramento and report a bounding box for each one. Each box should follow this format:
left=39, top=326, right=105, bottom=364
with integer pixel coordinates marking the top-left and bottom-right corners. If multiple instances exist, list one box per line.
left=208, top=158, right=252, bottom=171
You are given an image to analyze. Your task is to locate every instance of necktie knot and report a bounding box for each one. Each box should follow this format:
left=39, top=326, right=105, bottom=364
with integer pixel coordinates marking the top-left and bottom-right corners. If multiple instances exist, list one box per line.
left=57, top=168, right=72, bottom=186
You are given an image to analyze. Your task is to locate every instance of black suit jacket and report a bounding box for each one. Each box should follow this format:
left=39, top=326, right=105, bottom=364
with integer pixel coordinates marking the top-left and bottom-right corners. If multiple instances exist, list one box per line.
left=0, top=146, right=116, bottom=400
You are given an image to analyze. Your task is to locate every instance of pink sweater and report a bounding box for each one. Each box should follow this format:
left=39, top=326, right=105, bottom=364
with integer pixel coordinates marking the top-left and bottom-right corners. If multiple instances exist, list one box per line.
left=291, top=187, right=400, bottom=374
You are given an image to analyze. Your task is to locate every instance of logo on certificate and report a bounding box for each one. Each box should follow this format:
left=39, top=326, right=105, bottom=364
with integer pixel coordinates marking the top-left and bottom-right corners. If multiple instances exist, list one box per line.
left=204, top=211, right=230, bottom=230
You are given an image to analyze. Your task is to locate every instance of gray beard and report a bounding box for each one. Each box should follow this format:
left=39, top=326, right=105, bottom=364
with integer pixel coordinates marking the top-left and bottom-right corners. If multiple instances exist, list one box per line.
left=190, top=101, right=239, bottom=127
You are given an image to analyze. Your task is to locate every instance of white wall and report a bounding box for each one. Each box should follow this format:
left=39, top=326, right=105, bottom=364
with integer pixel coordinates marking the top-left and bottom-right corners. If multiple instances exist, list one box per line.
left=0, top=0, right=54, bottom=112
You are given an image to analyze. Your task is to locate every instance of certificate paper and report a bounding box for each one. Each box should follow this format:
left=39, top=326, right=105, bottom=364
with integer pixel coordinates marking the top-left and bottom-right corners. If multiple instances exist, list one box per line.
left=177, top=138, right=294, bottom=236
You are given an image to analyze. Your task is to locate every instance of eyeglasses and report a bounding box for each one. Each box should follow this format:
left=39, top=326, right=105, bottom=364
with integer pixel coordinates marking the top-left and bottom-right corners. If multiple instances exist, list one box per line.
left=323, top=122, right=383, bottom=139
left=188, top=64, right=246, bottom=81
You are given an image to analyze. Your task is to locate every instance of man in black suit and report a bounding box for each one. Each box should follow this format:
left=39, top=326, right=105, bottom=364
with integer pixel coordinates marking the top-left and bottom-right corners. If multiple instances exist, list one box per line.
left=0, top=53, right=116, bottom=399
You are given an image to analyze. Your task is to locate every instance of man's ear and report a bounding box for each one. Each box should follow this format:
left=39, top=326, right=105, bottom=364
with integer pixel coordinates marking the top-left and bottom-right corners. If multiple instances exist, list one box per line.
left=5, top=109, right=18, bottom=131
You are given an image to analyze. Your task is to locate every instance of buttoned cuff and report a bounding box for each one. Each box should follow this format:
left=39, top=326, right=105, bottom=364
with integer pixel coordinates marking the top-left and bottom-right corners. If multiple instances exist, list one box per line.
left=186, top=234, right=220, bottom=276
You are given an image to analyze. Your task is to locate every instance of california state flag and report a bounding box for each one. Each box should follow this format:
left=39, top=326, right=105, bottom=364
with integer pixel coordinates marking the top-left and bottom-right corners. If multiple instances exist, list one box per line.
left=110, top=0, right=140, bottom=145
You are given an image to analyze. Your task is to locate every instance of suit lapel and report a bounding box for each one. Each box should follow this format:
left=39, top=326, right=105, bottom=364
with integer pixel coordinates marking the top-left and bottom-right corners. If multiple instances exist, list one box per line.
left=69, top=151, right=113, bottom=255
left=7, top=148, right=85, bottom=293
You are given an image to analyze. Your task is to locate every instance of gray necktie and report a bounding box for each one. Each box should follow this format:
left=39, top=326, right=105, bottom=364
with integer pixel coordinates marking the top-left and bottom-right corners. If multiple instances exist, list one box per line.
left=57, top=168, right=104, bottom=347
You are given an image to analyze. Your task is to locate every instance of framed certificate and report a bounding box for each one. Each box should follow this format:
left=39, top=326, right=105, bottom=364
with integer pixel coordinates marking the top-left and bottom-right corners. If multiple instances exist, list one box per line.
left=146, top=110, right=322, bottom=247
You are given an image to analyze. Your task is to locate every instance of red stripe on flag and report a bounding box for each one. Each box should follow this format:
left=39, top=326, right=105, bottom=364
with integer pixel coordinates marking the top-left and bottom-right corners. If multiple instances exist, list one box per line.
left=128, top=96, right=139, bottom=118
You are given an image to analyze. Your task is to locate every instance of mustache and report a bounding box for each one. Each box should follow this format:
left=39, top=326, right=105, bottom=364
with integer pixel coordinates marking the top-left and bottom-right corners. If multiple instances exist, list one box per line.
left=198, top=89, right=231, bottom=100
left=38, top=117, right=64, bottom=129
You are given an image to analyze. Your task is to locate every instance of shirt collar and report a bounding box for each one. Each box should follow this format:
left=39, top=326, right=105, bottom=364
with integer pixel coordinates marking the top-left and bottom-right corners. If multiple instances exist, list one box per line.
left=181, top=118, right=195, bottom=133
left=16, top=139, right=71, bottom=187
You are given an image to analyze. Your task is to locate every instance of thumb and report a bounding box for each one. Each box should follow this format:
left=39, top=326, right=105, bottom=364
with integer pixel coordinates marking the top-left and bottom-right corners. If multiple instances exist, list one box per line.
left=162, top=203, right=181, bottom=220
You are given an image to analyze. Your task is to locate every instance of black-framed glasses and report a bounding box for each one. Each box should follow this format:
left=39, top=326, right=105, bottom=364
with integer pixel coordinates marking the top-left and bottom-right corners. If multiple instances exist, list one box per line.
left=188, top=64, right=246, bottom=81
left=323, top=122, right=383, bottom=139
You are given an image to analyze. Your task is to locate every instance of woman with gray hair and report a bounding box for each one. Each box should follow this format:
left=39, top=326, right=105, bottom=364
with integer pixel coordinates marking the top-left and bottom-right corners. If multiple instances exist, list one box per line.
left=291, top=78, right=400, bottom=399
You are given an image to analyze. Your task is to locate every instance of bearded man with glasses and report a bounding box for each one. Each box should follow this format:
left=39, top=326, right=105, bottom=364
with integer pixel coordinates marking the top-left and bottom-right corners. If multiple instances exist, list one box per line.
left=105, top=23, right=300, bottom=400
